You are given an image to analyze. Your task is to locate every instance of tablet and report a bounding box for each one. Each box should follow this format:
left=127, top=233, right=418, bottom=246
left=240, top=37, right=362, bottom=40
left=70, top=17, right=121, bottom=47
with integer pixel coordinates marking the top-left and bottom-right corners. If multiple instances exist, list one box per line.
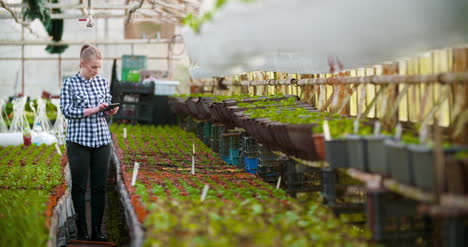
left=101, top=103, right=120, bottom=112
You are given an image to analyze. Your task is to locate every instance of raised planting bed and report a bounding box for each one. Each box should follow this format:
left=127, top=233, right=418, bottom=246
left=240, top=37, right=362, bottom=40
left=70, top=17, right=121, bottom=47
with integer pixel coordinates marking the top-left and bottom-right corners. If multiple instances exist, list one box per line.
left=111, top=124, right=371, bottom=246
left=0, top=144, right=71, bottom=247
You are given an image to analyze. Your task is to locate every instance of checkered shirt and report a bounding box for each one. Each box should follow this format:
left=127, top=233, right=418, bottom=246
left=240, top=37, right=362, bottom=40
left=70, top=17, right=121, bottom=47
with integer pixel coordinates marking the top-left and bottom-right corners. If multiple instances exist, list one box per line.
left=60, top=73, right=112, bottom=148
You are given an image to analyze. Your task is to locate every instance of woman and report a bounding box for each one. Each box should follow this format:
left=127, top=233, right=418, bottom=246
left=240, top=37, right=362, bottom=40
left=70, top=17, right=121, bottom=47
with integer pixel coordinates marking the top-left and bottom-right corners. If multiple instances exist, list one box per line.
left=60, top=44, right=119, bottom=241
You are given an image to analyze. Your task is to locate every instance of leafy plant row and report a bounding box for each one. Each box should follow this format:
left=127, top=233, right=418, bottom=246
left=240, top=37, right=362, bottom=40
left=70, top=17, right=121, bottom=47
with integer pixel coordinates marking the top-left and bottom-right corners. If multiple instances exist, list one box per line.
left=0, top=144, right=67, bottom=247
left=112, top=124, right=371, bottom=246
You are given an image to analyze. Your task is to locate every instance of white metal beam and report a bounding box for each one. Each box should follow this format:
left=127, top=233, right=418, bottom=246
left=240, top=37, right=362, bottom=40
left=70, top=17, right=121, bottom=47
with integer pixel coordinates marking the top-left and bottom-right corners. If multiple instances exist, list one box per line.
left=0, top=38, right=183, bottom=45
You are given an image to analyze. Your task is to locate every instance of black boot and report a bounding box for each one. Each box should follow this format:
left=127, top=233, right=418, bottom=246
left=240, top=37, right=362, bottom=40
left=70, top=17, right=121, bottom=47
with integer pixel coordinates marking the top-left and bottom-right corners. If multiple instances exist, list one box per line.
left=91, top=225, right=108, bottom=242
left=75, top=219, right=90, bottom=241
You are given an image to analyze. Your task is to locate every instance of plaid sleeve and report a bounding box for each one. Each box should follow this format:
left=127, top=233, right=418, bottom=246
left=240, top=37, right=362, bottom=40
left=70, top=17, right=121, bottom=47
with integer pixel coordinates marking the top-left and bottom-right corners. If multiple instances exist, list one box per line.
left=105, top=78, right=112, bottom=104
left=60, top=79, right=85, bottom=119
left=99, top=78, right=112, bottom=118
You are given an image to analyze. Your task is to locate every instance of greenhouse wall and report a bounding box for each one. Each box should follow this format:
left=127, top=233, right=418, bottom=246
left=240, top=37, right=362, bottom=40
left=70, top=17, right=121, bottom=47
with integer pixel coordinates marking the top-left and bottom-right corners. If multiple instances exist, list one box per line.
left=0, top=17, right=190, bottom=99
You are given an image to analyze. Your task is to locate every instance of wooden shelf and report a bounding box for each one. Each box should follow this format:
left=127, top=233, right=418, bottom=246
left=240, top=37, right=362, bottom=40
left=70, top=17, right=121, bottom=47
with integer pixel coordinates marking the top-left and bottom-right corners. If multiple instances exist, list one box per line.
left=383, top=179, right=435, bottom=204
left=221, top=132, right=241, bottom=137
left=440, top=194, right=468, bottom=210
left=346, top=168, right=383, bottom=189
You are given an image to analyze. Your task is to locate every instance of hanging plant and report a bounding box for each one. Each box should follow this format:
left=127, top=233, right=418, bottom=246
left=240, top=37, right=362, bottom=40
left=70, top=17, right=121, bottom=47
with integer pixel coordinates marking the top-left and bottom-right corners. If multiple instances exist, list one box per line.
left=23, top=0, right=68, bottom=54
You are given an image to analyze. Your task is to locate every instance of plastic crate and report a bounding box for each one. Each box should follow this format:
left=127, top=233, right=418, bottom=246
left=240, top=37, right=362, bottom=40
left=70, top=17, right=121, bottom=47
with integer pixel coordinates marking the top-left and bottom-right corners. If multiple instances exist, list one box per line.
left=229, top=148, right=240, bottom=159
left=195, top=122, right=203, bottom=138
left=244, top=157, right=259, bottom=171
left=258, top=159, right=282, bottom=183
left=220, top=135, right=230, bottom=157
left=241, top=136, right=258, bottom=157
left=321, top=168, right=365, bottom=214
left=229, top=134, right=240, bottom=149
left=367, top=190, right=433, bottom=245
left=246, top=169, right=257, bottom=175
left=221, top=156, right=230, bottom=164
left=230, top=157, right=240, bottom=166
left=202, top=122, right=212, bottom=145
left=118, top=82, right=154, bottom=94
left=257, top=144, right=278, bottom=160
left=284, top=160, right=322, bottom=193
left=210, top=138, right=220, bottom=153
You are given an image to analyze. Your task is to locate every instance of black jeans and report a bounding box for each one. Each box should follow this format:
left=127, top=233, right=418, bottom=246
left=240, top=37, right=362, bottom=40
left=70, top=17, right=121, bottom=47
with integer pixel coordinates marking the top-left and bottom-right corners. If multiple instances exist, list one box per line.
left=66, top=141, right=111, bottom=229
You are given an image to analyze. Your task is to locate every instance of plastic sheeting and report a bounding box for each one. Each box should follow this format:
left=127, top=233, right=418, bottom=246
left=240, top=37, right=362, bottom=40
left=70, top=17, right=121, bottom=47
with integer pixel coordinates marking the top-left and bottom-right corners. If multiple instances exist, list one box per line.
left=48, top=163, right=75, bottom=247
left=111, top=143, right=145, bottom=247
left=183, top=0, right=468, bottom=79
left=51, top=99, right=66, bottom=145
left=0, top=132, right=57, bottom=147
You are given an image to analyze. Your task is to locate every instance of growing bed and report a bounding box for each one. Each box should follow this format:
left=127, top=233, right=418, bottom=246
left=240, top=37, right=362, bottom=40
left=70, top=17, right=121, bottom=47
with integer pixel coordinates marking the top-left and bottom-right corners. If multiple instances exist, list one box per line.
left=111, top=124, right=370, bottom=246
left=0, top=144, right=72, bottom=247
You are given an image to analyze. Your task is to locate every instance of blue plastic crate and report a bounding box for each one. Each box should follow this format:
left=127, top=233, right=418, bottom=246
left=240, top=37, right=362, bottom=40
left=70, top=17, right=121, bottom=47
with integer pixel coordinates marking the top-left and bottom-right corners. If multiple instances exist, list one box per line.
left=246, top=169, right=257, bottom=175
left=229, top=148, right=240, bottom=159
left=244, top=157, right=259, bottom=170
left=230, top=157, right=240, bottom=166
left=221, top=156, right=230, bottom=164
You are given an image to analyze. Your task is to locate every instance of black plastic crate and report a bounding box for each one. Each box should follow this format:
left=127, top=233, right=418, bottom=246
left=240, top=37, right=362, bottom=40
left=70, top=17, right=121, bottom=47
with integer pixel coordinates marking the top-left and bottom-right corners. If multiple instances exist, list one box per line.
left=258, top=158, right=282, bottom=184
left=136, top=103, right=153, bottom=123
left=202, top=122, right=212, bottom=145
left=257, top=144, right=278, bottom=160
left=229, top=134, right=241, bottom=150
left=118, top=81, right=154, bottom=94
left=196, top=122, right=205, bottom=140
left=241, top=136, right=258, bottom=157
left=209, top=124, right=223, bottom=153
left=321, top=168, right=366, bottom=211
left=284, top=160, right=322, bottom=194
left=367, top=190, right=433, bottom=246
left=220, top=134, right=230, bottom=157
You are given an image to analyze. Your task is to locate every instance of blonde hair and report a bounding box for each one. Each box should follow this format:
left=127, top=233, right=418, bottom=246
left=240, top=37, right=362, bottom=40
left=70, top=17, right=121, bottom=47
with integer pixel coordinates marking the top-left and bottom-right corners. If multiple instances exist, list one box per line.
left=80, top=44, right=103, bottom=62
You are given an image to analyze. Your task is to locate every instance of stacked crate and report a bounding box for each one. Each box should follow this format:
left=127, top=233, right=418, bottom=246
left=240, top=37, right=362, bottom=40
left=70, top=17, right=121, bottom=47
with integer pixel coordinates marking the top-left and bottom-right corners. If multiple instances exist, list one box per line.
left=241, top=135, right=259, bottom=174
left=257, top=144, right=282, bottom=184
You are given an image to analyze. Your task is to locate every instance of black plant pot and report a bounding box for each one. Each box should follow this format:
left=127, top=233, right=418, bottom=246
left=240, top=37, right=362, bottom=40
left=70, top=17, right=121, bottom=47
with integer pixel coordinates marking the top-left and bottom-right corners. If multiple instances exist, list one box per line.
left=385, top=139, right=413, bottom=185
left=365, top=136, right=388, bottom=176
left=346, top=135, right=369, bottom=172
left=286, top=123, right=320, bottom=162
left=408, top=144, right=433, bottom=191
left=409, top=145, right=465, bottom=191
left=325, top=138, right=349, bottom=168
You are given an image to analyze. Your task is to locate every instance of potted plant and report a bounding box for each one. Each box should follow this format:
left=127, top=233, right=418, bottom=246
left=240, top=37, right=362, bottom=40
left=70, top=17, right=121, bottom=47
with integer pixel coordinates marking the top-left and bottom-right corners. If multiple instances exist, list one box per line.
left=345, top=122, right=373, bottom=172
left=324, top=119, right=354, bottom=168
left=409, top=136, right=465, bottom=191
left=385, top=133, right=417, bottom=185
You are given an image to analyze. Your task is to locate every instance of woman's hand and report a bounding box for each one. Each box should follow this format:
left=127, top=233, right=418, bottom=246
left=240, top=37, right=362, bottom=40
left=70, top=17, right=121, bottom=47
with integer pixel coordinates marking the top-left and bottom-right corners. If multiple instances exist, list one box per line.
left=104, top=106, right=119, bottom=116
left=84, top=103, right=108, bottom=117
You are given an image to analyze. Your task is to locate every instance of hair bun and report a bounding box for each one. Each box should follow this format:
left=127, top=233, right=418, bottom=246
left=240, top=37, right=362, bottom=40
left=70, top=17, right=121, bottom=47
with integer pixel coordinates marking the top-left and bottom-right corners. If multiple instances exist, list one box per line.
left=80, top=44, right=91, bottom=55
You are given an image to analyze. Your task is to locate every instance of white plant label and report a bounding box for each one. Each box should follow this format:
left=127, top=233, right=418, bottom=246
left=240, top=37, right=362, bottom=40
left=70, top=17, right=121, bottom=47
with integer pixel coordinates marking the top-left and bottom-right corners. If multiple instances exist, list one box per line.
left=323, top=120, right=331, bottom=141
left=55, top=143, right=62, bottom=156
left=193, top=141, right=195, bottom=155
left=353, top=119, right=359, bottom=134
left=276, top=176, right=282, bottom=189
left=419, top=125, right=428, bottom=144
left=123, top=128, right=127, bottom=139
left=191, top=155, right=195, bottom=175
left=200, top=184, right=209, bottom=201
left=374, top=121, right=381, bottom=136
left=131, top=162, right=140, bottom=186
left=395, top=123, right=402, bottom=141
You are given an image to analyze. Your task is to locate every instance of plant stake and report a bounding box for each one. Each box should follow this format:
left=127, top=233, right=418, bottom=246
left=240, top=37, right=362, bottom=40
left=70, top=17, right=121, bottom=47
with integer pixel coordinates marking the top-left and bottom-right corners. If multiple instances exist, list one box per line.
left=55, top=143, right=62, bottom=156
left=131, top=162, right=140, bottom=186
left=374, top=121, right=381, bottom=136
left=192, top=141, right=196, bottom=175
left=323, top=120, right=331, bottom=141
left=276, top=176, right=282, bottom=189
left=123, top=127, right=127, bottom=139
left=200, top=184, right=209, bottom=201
